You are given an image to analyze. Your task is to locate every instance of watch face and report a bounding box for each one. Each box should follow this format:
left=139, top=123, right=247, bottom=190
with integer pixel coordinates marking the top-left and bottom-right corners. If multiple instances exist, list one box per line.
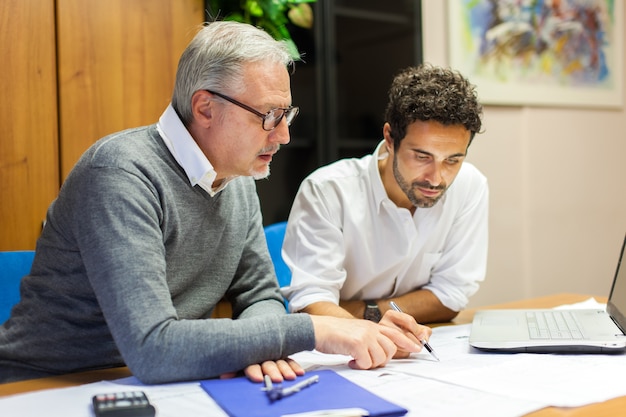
left=364, top=302, right=382, bottom=322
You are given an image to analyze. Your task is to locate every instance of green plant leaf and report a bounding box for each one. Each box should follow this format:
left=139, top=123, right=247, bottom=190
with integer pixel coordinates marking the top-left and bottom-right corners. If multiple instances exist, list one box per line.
left=246, top=0, right=264, bottom=17
left=209, top=0, right=317, bottom=59
left=288, top=3, right=313, bottom=29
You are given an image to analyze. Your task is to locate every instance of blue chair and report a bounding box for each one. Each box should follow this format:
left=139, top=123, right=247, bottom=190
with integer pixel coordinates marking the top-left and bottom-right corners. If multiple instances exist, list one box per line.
left=264, top=222, right=292, bottom=309
left=0, top=250, right=35, bottom=324
left=264, top=221, right=291, bottom=288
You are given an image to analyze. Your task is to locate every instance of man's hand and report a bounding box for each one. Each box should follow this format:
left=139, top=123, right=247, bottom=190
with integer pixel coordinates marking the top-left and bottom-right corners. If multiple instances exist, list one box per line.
left=310, top=315, right=421, bottom=370
left=220, top=358, right=305, bottom=383
left=379, top=310, right=432, bottom=358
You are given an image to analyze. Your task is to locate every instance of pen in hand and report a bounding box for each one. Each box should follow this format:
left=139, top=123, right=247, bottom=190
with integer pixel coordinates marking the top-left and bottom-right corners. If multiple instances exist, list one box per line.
left=389, top=301, right=440, bottom=362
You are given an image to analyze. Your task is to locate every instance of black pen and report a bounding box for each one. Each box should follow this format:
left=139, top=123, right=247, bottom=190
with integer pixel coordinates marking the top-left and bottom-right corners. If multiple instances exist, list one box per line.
left=389, top=301, right=440, bottom=361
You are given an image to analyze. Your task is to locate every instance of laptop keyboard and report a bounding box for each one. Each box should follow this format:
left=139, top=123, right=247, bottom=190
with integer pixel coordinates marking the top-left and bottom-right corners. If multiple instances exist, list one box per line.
left=526, top=311, right=585, bottom=339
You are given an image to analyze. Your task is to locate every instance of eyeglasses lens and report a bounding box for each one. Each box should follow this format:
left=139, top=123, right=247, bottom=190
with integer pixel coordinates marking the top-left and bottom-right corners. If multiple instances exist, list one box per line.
left=263, top=107, right=299, bottom=131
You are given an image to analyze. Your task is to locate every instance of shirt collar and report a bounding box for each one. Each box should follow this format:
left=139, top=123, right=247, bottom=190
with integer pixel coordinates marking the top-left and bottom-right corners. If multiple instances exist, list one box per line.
left=369, top=140, right=390, bottom=214
left=156, top=104, right=235, bottom=196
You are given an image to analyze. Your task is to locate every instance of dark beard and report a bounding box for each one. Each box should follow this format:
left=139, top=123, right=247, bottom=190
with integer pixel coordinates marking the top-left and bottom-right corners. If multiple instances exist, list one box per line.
left=392, top=155, right=446, bottom=209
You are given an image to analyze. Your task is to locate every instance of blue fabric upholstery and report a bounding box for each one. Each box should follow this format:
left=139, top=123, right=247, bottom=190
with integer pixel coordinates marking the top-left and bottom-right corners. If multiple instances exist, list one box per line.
left=264, top=222, right=291, bottom=309
left=264, top=221, right=291, bottom=288
left=0, top=250, right=35, bottom=324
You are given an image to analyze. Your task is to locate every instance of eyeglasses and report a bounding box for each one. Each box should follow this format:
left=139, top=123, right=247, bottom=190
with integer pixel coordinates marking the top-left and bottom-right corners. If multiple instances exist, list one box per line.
left=206, top=90, right=299, bottom=131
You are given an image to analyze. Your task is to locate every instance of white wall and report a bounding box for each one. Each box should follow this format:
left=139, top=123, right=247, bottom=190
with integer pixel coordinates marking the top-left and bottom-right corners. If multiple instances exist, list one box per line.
left=422, top=2, right=626, bottom=307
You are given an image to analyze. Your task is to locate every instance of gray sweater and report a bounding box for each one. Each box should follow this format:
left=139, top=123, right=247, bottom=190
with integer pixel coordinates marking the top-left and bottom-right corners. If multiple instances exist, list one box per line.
left=0, top=125, right=314, bottom=384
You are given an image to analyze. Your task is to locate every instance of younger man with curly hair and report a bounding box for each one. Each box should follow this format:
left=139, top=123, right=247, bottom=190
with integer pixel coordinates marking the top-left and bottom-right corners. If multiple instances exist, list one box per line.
left=281, top=64, right=487, bottom=325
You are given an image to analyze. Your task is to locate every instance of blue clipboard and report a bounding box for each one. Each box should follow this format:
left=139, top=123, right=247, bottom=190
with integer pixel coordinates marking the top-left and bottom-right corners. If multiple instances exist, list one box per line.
left=200, top=369, right=407, bottom=417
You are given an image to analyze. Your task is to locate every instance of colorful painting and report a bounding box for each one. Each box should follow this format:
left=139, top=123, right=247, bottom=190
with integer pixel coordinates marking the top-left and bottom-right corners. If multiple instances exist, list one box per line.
left=448, top=0, right=623, bottom=108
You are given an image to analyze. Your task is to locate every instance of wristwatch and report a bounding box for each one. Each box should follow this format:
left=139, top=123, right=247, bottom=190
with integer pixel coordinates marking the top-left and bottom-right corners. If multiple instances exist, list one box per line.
left=363, top=300, right=382, bottom=322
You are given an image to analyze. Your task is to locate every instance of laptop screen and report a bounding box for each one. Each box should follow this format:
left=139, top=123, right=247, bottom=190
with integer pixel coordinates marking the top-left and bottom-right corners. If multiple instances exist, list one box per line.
left=607, top=235, right=626, bottom=334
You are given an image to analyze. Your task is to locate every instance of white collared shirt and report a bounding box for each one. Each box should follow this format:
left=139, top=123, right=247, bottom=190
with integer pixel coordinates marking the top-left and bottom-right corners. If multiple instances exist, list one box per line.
left=281, top=141, right=489, bottom=312
left=156, top=104, right=234, bottom=196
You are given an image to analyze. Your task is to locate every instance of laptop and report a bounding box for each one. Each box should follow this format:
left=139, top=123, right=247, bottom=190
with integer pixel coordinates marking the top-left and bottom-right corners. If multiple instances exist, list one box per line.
left=469, top=234, right=626, bottom=353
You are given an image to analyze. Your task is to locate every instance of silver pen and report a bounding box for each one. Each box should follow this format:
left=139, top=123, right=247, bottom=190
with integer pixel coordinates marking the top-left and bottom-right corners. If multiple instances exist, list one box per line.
left=263, top=374, right=320, bottom=401
left=389, top=301, right=440, bottom=361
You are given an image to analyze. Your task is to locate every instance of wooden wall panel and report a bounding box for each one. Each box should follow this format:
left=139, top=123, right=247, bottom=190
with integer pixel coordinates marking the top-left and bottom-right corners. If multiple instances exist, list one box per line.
left=0, top=0, right=59, bottom=250
left=57, top=0, right=204, bottom=179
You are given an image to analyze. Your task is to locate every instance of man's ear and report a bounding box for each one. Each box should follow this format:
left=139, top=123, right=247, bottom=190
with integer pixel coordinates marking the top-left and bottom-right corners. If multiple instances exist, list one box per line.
left=382, top=123, right=394, bottom=154
left=191, top=90, right=213, bottom=128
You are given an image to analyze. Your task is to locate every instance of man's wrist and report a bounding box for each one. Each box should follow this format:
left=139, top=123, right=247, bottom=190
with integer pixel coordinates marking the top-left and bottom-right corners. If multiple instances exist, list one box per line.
left=363, top=300, right=382, bottom=322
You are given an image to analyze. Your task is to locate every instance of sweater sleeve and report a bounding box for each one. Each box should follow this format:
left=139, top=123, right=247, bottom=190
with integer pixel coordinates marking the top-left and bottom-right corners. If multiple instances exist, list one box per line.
left=68, top=159, right=314, bottom=384
left=223, top=179, right=290, bottom=320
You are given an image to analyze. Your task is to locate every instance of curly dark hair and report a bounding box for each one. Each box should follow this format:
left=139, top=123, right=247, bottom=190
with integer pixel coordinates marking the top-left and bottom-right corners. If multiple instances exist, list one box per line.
left=384, top=64, right=483, bottom=148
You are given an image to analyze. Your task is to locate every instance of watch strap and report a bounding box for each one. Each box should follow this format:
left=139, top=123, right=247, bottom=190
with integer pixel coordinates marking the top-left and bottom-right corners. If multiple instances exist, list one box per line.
left=363, top=300, right=382, bottom=322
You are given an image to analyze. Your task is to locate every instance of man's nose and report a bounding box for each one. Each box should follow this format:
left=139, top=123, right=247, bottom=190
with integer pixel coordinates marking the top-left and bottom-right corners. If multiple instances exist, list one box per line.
left=423, top=162, right=443, bottom=186
left=269, top=117, right=291, bottom=145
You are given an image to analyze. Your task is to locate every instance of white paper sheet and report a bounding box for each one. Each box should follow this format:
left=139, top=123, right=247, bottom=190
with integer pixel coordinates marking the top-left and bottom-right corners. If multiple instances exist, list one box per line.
left=291, top=347, right=547, bottom=417
left=417, top=324, right=626, bottom=407
left=334, top=367, right=546, bottom=417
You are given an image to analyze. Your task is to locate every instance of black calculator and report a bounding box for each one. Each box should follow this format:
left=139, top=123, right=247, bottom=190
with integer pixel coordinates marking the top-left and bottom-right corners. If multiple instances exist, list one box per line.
left=92, top=391, right=156, bottom=417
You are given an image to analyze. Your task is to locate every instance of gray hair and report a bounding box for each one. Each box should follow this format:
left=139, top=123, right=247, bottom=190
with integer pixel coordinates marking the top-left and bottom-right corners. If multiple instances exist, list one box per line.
left=172, top=21, right=295, bottom=125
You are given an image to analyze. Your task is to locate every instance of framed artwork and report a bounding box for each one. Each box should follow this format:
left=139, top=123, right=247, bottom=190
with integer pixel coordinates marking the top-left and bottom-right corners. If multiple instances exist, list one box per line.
left=448, top=0, right=623, bottom=108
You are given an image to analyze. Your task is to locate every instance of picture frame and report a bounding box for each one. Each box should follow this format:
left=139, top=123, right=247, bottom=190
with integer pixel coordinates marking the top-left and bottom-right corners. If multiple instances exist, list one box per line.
left=447, top=0, right=623, bottom=108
